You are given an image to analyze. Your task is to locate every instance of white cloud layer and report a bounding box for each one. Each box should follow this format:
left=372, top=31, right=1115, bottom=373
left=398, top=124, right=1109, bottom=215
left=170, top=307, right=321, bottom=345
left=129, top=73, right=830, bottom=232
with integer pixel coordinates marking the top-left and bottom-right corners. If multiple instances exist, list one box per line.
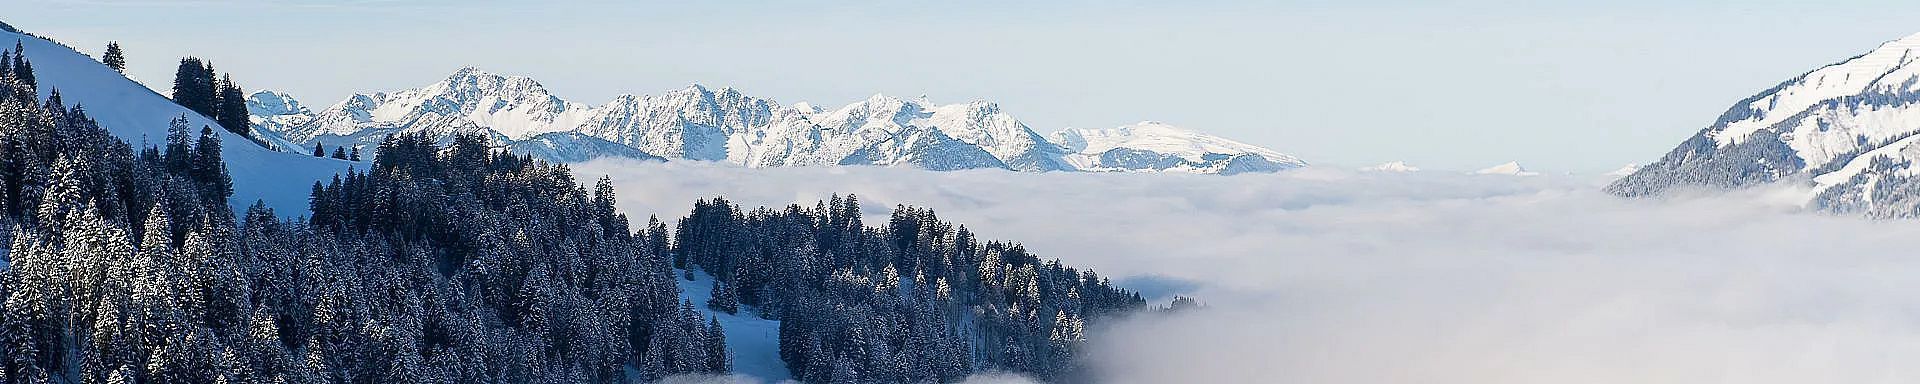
left=577, top=159, right=1920, bottom=384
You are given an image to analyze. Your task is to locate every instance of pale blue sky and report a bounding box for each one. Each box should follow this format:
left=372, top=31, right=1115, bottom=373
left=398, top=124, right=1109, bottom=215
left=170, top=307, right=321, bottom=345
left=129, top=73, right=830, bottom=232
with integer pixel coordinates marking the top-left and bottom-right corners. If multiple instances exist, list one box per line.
left=13, top=0, right=1920, bottom=172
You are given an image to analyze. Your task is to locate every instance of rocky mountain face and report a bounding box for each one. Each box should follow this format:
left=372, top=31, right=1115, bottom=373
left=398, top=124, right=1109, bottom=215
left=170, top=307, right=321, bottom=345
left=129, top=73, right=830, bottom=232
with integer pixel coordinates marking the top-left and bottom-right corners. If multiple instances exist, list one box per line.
left=253, top=68, right=1305, bottom=173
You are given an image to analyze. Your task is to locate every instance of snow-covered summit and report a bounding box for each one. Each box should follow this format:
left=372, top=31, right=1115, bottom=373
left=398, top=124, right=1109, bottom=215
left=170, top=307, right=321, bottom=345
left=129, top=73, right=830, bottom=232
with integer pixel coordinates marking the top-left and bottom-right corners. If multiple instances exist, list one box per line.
left=259, top=68, right=1306, bottom=174
left=1474, top=161, right=1539, bottom=176
left=246, top=89, right=307, bottom=117
left=1609, top=31, right=1920, bottom=216
left=1361, top=161, right=1421, bottom=173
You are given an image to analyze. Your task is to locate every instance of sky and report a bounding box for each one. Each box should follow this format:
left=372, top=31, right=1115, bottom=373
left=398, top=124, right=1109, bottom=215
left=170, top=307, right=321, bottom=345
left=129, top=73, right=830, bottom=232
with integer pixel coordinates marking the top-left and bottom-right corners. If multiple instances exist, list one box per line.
left=12, top=0, right=1920, bottom=172
left=573, top=159, right=1920, bottom=383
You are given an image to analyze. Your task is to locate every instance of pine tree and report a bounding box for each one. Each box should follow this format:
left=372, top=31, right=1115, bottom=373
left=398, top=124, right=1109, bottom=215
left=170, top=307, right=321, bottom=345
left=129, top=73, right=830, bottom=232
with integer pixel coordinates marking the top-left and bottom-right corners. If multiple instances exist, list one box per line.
left=170, top=58, right=216, bottom=117
left=348, top=146, right=361, bottom=161
left=707, top=278, right=738, bottom=314
left=331, top=147, right=347, bottom=160
left=102, top=42, right=125, bottom=72
left=312, top=143, right=325, bottom=157
left=10, top=41, right=32, bottom=89
left=215, top=74, right=249, bottom=136
left=706, top=317, right=731, bottom=373
left=195, top=126, right=233, bottom=205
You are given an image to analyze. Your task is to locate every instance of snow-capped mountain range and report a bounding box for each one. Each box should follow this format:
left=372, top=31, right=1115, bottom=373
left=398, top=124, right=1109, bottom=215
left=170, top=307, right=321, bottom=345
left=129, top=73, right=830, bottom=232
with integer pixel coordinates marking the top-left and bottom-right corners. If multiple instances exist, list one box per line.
left=249, top=67, right=1306, bottom=174
left=1609, top=31, right=1920, bottom=217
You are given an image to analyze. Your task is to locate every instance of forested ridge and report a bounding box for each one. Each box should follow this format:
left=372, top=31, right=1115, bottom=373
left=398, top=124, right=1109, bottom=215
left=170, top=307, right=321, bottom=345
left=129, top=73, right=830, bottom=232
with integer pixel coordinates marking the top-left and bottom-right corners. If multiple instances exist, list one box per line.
left=0, top=40, right=1145, bottom=383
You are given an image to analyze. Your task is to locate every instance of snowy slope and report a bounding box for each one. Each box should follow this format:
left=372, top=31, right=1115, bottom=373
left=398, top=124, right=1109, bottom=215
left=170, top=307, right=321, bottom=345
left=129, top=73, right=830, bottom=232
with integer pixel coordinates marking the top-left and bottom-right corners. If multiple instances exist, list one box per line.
left=1608, top=31, right=1920, bottom=216
left=1049, top=121, right=1307, bottom=174
left=4, top=29, right=350, bottom=213
left=259, top=68, right=1304, bottom=174
left=675, top=271, right=789, bottom=382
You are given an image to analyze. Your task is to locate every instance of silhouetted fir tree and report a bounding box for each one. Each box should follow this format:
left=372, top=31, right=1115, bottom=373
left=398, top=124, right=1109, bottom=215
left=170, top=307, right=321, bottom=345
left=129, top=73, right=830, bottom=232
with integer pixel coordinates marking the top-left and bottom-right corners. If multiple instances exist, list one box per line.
left=8, top=41, right=34, bottom=90
left=330, top=147, right=346, bottom=160
left=102, top=41, right=125, bottom=72
left=215, top=74, right=249, bottom=136
left=707, top=317, right=731, bottom=373
left=170, top=57, right=216, bottom=117
left=312, top=142, right=324, bottom=157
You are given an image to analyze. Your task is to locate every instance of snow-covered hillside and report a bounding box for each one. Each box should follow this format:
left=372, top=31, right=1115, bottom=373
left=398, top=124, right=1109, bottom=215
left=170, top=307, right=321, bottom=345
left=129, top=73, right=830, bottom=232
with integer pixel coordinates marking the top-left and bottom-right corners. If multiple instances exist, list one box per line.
left=4, top=29, right=349, bottom=213
left=255, top=68, right=1303, bottom=173
left=1608, top=31, right=1920, bottom=217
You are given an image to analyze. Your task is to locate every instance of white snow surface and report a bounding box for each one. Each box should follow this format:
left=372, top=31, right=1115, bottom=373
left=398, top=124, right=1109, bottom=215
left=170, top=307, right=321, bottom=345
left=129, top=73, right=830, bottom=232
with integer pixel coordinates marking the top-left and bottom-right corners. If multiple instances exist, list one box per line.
left=6, top=29, right=350, bottom=213
left=674, top=271, right=789, bottom=382
left=258, top=68, right=1302, bottom=173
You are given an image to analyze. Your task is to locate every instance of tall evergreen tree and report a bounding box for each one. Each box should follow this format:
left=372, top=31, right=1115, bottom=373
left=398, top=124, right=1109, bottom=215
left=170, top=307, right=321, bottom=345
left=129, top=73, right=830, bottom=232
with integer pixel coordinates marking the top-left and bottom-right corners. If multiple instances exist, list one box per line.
left=214, top=74, right=248, bottom=136
left=170, top=57, right=216, bottom=117
left=102, top=42, right=126, bottom=72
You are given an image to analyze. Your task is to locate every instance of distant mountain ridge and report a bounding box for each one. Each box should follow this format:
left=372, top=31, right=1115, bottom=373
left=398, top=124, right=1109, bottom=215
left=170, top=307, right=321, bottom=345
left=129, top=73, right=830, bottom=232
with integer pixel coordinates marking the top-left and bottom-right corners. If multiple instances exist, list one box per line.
left=251, top=68, right=1306, bottom=173
left=1609, top=31, right=1920, bottom=217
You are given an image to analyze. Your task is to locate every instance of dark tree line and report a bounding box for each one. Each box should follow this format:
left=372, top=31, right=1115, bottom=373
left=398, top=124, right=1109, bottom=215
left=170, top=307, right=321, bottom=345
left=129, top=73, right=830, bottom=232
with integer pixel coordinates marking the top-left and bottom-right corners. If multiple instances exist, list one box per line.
left=170, top=57, right=248, bottom=137
left=676, top=196, right=1145, bottom=383
left=312, top=142, right=360, bottom=161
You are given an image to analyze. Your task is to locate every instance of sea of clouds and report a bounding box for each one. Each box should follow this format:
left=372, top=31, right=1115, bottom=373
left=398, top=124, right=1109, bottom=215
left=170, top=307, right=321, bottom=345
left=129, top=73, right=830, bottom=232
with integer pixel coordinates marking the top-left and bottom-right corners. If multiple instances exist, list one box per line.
left=576, top=159, right=1920, bottom=384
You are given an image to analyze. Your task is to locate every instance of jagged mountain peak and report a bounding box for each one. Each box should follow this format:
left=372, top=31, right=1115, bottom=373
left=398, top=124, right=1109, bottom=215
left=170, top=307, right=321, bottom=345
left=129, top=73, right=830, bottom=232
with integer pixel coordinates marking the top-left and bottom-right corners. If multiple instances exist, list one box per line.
left=246, top=89, right=307, bottom=116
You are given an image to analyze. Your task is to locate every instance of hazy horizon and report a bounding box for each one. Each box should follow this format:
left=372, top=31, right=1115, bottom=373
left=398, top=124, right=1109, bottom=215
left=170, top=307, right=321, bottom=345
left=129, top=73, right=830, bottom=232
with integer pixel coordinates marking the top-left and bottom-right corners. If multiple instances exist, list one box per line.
left=15, top=0, right=1920, bottom=172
